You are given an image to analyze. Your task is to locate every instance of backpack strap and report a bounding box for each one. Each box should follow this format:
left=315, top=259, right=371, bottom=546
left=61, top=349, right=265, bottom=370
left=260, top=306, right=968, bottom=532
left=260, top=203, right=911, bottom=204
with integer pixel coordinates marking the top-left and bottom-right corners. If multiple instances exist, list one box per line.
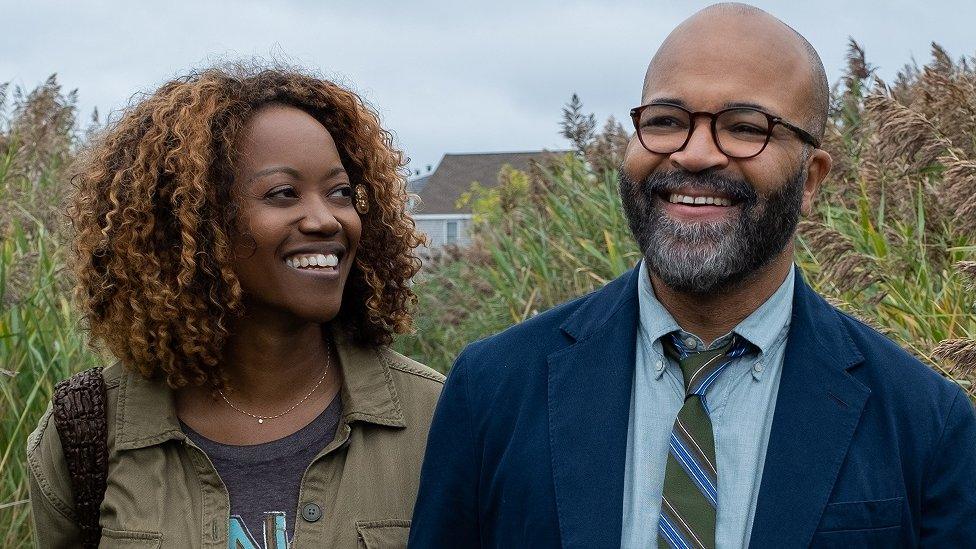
left=52, top=366, right=108, bottom=549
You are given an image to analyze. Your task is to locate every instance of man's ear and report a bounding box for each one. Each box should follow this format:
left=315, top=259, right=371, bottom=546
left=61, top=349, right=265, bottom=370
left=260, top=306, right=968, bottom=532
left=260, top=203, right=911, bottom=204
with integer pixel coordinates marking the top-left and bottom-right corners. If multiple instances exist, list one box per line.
left=801, top=148, right=832, bottom=216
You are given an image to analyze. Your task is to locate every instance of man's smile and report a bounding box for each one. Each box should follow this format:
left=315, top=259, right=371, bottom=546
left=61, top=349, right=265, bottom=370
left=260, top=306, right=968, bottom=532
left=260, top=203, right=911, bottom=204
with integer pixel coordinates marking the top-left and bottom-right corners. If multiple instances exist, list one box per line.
left=665, top=192, right=733, bottom=207
left=658, top=189, right=740, bottom=223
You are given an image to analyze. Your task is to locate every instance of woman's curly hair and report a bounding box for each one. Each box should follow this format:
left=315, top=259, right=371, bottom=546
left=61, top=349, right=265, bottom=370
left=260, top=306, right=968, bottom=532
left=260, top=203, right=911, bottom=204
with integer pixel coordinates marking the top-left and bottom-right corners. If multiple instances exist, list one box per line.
left=69, top=65, right=425, bottom=389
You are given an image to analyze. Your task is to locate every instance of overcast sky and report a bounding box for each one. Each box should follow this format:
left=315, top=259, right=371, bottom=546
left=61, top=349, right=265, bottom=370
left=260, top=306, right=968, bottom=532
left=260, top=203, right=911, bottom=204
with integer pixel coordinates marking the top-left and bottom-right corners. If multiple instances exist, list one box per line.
left=3, top=1, right=972, bottom=175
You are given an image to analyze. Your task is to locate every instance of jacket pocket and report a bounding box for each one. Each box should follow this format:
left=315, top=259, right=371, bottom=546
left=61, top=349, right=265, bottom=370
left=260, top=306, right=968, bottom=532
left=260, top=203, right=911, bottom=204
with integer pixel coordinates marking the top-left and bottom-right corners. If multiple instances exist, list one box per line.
left=810, top=497, right=903, bottom=549
left=356, top=519, right=411, bottom=549
left=816, top=497, right=903, bottom=532
left=98, top=528, right=162, bottom=549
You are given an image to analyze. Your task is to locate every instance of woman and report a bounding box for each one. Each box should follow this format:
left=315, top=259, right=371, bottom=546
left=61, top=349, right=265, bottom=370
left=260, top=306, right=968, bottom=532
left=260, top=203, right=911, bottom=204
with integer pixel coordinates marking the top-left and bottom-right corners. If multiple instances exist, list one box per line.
left=27, top=65, right=441, bottom=548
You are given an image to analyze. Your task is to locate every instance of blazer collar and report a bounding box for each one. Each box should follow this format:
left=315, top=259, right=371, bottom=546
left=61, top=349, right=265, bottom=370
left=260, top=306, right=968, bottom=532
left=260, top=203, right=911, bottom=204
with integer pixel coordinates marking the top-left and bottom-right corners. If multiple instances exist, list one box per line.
left=559, top=266, right=642, bottom=342
left=115, top=328, right=404, bottom=451
left=548, top=266, right=641, bottom=547
left=749, top=267, right=869, bottom=547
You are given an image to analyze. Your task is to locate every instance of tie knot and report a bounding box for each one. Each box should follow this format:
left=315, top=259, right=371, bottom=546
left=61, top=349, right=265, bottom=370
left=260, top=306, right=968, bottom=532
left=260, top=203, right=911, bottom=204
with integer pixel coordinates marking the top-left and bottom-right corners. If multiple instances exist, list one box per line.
left=663, top=333, right=754, bottom=396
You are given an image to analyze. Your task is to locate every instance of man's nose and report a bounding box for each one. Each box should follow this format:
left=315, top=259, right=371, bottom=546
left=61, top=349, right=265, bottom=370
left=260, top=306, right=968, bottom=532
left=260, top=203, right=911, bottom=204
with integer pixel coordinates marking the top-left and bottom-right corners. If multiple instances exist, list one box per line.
left=668, top=118, right=730, bottom=173
left=298, top=197, right=342, bottom=235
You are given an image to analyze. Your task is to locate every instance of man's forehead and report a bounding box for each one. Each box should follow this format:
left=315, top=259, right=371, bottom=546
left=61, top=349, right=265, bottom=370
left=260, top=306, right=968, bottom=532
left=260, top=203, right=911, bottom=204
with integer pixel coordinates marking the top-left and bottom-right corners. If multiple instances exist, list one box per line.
left=642, top=11, right=812, bottom=115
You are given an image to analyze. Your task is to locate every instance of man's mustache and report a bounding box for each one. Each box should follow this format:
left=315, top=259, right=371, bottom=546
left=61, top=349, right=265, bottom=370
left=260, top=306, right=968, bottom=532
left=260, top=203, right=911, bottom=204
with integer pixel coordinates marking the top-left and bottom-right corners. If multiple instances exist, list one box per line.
left=637, top=170, right=759, bottom=205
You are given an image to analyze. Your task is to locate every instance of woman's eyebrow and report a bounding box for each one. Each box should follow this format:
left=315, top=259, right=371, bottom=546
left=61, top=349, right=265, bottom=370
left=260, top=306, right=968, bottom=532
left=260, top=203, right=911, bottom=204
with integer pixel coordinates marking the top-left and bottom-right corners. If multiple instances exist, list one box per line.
left=321, top=166, right=348, bottom=182
left=247, top=166, right=301, bottom=184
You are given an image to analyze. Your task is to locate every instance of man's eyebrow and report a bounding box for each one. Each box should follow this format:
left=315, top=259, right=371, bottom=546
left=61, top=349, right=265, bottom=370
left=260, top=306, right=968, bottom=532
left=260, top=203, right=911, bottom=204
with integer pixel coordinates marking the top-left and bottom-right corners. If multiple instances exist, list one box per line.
left=722, top=100, right=781, bottom=117
left=643, top=98, right=786, bottom=119
left=646, top=97, right=687, bottom=107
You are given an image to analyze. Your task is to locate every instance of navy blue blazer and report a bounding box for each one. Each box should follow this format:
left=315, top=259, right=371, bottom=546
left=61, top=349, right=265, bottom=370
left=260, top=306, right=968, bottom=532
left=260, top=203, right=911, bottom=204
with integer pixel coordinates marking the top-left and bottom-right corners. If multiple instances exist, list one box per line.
left=410, top=267, right=976, bottom=548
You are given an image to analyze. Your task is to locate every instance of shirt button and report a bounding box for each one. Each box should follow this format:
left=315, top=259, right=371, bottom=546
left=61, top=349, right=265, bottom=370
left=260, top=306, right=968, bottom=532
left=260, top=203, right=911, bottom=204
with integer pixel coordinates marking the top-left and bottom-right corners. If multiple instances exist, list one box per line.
left=655, top=360, right=664, bottom=372
left=684, top=336, right=697, bottom=349
left=301, top=502, right=322, bottom=523
left=754, top=363, right=764, bottom=373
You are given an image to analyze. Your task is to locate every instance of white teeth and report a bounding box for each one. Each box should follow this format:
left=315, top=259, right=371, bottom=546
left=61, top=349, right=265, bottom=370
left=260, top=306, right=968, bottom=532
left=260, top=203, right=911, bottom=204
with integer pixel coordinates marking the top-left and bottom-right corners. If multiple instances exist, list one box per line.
left=285, top=253, right=340, bottom=269
left=667, top=193, right=733, bottom=207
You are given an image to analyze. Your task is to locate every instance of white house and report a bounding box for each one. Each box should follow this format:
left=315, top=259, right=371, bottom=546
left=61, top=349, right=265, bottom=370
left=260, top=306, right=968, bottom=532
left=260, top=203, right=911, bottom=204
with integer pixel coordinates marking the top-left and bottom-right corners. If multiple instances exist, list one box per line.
left=409, top=151, right=564, bottom=253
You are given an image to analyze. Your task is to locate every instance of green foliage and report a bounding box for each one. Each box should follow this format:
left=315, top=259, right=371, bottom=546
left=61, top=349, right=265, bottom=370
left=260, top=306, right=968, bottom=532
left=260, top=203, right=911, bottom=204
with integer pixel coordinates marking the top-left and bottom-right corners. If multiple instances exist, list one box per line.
left=0, top=76, right=103, bottom=547
left=397, top=154, right=640, bottom=371
left=456, top=165, right=530, bottom=225
left=797, top=41, right=976, bottom=394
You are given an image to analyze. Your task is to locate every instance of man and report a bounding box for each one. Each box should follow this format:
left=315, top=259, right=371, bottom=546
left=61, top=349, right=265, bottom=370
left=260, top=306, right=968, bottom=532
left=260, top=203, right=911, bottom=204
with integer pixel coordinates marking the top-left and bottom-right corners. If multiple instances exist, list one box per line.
left=410, top=4, right=976, bottom=547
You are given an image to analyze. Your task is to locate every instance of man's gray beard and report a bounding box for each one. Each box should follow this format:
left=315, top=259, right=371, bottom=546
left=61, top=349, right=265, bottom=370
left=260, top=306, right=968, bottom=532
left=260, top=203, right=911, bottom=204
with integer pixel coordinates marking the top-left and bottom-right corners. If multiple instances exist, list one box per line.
left=619, top=166, right=805, bottom=295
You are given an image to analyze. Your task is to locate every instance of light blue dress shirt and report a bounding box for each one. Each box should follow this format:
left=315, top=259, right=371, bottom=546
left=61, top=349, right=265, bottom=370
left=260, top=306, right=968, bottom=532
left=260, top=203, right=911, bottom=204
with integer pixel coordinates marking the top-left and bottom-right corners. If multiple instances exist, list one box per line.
left=621, top=261, right=794, bottom=548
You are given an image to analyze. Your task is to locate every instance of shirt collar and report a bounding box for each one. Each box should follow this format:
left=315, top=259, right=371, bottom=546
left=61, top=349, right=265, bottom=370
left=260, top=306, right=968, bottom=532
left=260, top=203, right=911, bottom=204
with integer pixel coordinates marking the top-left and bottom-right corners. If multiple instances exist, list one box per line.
left=636, top=260, right=682, bottom=348
left=733, top=267, right=795, bottom=356
left=115, top=327, right=405, bottom=451
left=636, top=260, right=795, bottom=377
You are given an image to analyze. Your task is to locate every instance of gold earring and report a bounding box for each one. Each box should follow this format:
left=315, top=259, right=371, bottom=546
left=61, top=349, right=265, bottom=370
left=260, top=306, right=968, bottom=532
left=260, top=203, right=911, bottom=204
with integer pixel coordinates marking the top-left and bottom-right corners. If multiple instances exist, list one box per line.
left=353, top=185, right=369, bottom=214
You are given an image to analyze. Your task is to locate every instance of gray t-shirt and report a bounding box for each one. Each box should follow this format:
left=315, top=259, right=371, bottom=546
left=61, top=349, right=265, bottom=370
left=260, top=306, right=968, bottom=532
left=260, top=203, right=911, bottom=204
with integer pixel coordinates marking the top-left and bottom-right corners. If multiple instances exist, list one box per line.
left=182, top=395, right=341, bottom=546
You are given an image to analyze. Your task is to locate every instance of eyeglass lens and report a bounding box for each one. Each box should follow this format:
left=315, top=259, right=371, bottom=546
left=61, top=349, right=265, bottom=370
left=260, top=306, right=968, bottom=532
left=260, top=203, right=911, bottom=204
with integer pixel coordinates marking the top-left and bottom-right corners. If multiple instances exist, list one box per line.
left=636, top=105, right=771, bottom=158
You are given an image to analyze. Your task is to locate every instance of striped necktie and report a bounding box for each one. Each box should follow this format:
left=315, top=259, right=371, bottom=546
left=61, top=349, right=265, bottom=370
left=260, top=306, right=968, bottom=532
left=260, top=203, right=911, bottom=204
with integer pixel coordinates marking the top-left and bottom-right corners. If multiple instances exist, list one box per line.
left=657, top=333, right=754, bottom=549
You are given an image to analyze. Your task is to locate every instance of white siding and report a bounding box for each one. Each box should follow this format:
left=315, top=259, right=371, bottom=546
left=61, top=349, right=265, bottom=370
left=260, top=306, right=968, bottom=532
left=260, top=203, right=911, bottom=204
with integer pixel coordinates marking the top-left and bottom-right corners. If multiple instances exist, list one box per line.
left=413, top=215, right=473, bottom=253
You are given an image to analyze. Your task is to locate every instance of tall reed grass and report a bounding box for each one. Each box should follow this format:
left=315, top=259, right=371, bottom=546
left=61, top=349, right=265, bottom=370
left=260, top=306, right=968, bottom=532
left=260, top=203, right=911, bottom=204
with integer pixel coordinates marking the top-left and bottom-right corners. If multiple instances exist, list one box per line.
left=0, top=78, right=102, bottom=547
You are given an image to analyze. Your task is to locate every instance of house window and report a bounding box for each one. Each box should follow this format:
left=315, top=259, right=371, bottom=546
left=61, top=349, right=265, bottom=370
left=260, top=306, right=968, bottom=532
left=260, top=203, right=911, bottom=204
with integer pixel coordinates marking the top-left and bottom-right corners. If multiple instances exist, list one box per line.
left=446, top=221, right=458, bottom=244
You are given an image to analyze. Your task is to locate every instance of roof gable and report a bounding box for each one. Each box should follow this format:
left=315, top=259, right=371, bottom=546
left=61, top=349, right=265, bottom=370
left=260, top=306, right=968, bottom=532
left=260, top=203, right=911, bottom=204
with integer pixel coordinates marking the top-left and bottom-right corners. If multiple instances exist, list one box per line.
left=414, top=151, right=566, bottom=214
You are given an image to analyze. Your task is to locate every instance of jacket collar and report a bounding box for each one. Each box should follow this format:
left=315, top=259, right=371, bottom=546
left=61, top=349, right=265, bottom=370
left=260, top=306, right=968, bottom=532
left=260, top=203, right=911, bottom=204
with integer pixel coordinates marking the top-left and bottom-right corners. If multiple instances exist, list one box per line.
left=548, top=266, right=641, bottom=547
left=559, top=266, right=642, bottom=342
left=748, top=267, right=869, bottom=547
left=115, top=328, right=405, bottom=451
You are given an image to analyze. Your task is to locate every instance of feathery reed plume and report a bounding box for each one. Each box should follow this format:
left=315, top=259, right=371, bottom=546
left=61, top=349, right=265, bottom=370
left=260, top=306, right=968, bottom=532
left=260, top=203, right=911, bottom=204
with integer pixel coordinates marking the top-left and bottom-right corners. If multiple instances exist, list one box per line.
left=933, top=339, right=976, bottom=397
left=955, top=261, right=976, bottom=287
left=940, top=151, right=976, bottom=238
left=864, top=91, right=952, bottom=170
left=798, top=220, right=881, bottom=294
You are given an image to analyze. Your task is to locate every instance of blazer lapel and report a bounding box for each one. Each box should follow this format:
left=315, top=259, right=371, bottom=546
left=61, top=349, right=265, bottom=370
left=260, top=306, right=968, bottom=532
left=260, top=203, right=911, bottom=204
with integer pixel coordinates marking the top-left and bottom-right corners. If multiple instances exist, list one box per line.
left=547, top=267, right=640, bottom=548
left=749, top=270, right=870, bottom=548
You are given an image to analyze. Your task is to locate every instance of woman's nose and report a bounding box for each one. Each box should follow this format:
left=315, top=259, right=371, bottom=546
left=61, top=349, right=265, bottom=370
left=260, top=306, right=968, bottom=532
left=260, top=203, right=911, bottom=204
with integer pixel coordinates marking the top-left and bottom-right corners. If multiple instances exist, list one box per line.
left=297, top=197, right=342, bottom=235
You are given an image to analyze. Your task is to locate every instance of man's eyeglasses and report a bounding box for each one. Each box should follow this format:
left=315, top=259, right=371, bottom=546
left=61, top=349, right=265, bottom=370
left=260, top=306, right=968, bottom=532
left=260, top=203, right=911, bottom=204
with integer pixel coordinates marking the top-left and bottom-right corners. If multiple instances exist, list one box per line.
left=629, top=103, right=820, bottom=159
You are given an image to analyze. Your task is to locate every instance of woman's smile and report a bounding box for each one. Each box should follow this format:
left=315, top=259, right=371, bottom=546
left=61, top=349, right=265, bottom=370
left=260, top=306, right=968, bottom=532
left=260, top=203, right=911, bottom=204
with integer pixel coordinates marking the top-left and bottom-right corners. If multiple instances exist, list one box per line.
left=284, top=252, right=342, bottom=278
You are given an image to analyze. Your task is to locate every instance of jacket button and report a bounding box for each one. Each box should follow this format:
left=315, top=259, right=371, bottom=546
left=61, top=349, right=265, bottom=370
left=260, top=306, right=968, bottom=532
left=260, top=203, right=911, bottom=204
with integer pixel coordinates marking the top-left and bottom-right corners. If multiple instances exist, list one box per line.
left=301, top=502, right=322, bottom=523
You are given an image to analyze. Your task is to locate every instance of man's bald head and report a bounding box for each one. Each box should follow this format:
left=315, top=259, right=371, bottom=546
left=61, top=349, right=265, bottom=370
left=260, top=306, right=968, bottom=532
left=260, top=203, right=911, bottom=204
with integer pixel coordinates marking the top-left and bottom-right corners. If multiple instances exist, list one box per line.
left=644, top=3, right=829, bottom=141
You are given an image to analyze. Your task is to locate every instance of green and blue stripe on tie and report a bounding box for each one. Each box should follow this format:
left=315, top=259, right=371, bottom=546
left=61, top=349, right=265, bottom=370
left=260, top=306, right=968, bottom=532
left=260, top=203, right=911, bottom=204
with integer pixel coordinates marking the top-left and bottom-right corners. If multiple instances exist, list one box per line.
left=658, top=333, right=754, bottom=549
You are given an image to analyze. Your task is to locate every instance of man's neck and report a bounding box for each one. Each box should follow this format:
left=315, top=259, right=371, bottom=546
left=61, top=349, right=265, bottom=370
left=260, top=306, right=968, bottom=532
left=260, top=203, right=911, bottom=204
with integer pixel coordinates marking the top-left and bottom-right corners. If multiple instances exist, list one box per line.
left=648, top=248, right=794, bottom=346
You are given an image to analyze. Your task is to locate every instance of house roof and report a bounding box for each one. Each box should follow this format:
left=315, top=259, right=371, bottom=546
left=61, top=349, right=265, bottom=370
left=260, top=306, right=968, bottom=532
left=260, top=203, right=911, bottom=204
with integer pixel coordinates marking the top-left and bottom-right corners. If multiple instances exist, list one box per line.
left=413, top=151, right=567, bottom=214
left=406, top=174, right=431, bottom=194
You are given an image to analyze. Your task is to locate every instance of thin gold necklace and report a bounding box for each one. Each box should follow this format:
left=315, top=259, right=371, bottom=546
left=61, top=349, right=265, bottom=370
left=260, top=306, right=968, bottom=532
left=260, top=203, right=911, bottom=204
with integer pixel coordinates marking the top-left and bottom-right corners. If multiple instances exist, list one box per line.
left=217, top=351, right=331, bottom=425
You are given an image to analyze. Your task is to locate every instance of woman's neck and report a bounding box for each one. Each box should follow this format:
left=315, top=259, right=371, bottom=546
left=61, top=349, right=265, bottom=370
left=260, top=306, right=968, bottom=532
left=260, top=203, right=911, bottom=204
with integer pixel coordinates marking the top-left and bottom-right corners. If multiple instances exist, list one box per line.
left=218, top=302, right=337, bottom=408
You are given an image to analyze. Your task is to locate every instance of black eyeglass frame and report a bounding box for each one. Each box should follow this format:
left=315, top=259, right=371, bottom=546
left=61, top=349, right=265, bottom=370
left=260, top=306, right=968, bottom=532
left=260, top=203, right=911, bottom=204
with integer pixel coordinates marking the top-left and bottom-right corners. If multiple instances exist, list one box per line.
left=629, top=102, right=821, bottom=159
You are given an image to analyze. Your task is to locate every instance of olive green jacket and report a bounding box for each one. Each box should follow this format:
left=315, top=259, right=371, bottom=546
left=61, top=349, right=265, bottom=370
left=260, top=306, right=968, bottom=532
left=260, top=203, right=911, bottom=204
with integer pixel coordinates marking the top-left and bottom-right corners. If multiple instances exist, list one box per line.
left=27, top=336, right=444, bottom=548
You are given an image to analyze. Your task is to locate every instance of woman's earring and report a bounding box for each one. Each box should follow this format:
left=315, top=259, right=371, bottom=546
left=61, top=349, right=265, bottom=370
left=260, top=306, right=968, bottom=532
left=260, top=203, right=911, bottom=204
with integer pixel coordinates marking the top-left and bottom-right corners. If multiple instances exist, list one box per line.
left=353, top=185, right=369, bottom=214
